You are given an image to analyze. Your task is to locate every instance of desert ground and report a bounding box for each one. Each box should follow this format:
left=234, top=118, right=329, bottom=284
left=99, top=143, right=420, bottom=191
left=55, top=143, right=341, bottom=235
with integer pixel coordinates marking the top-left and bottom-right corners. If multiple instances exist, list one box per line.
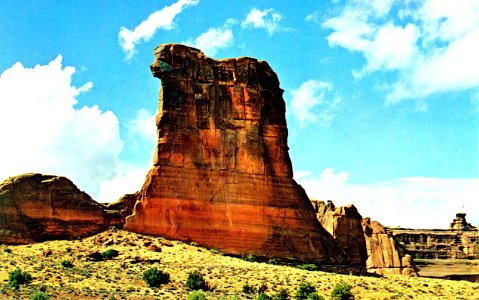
left=1, top=228, right=478, bottom=299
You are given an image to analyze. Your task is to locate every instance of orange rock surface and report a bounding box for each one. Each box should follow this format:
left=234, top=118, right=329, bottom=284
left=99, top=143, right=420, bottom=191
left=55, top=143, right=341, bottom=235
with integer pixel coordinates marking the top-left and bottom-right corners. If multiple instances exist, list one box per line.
left=0, top=173, right=122, bottom=244
left=362, top=217, right=418, bottom=276
left=313, top=201, right=367, bottom=266
left=124, top=44, right=342, bottom=263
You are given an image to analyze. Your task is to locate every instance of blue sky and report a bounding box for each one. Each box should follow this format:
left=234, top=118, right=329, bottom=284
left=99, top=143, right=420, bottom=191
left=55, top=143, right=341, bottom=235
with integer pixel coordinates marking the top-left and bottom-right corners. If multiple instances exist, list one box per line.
left=1, top=0, right=478, bottom=228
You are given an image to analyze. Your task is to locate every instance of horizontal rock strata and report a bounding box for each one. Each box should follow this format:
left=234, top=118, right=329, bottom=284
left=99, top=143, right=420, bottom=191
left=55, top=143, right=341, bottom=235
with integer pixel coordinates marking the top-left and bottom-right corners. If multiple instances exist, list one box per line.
left=0, top=173, right=121, bottom=244
left=124, top=44, right=341, bottom=263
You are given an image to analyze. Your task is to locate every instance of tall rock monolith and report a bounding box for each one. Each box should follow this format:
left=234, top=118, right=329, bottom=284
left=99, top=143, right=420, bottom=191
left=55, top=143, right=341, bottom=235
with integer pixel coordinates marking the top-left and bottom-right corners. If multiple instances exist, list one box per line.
left=124, top=44, right=342, bottom=263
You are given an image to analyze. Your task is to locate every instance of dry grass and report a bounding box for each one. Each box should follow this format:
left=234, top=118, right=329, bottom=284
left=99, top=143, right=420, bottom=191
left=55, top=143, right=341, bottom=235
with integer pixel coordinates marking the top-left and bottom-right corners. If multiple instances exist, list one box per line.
left=1, top=228, right=478, bottom=299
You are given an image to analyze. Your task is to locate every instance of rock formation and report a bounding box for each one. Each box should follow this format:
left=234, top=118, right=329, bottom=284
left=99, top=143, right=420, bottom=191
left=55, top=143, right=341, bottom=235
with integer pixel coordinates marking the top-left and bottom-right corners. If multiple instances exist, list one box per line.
left=389, top=213, right=479, bottom=259
left=313, top=200, right=417, bottom=274
left=362, top=218, right=418, bottom=276
left=312, top=200, right=367, bottom=266
left=449, top=213, right=475, bottom=231
left=124, top=44, right=342, bottom=263
left=0, top=173, right=122, bottom=244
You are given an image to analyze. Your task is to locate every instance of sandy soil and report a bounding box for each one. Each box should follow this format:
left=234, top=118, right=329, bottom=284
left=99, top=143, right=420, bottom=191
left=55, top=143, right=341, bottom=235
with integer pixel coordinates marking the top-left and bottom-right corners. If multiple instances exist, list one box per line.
left=1, top=229, right=479, bottom=299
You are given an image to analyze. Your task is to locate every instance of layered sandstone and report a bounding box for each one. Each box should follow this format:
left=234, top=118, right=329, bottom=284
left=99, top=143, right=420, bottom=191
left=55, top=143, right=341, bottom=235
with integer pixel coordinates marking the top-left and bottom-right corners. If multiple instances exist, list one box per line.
left=312, top=200, right=366, bottom=266
left=124, top=44, right=341, bottom=263
left=389, top=213, right=479, bottom=259
left=0, top=173, right=122, bottom=244
left=362, top=218, right=418, bottom=276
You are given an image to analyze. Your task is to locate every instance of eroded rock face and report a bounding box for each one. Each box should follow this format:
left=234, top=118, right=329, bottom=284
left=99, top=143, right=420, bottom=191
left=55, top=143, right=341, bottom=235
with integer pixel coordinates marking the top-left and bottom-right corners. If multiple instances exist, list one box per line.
left=124, top=44, right=341, bottom=263
left=0, top=173, right=122, bottom=244
left=362, top=218, right=418, bottom=276
left=313, top=200, right=367, bottom=266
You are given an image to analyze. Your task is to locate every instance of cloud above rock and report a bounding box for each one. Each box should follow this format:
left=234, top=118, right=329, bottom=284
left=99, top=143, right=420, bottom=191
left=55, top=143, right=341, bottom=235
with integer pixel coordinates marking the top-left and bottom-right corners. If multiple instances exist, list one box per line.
left=322, top=0, right=479, bottom=103
left=0, top=56, right=124, bottom=199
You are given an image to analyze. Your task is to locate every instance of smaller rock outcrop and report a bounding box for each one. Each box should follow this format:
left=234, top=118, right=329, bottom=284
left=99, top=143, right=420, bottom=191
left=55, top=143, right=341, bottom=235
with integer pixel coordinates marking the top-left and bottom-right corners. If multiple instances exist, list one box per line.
left=362, top=218, right=418, bottom=276
left=0, top=173, right=122, bottom=244
left=449, top=213, right=475, bottom=231
left=313, top=200, right=417, bottom=275
left=313, top=200, right=367, bottom=266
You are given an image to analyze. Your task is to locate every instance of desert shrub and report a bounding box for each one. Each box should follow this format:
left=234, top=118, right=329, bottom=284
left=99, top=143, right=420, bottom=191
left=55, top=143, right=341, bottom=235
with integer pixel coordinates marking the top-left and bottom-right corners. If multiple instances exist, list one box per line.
left=142, top=267, right=170, bottom=287
left=296, top=264, right=319, bottom=271
left=60, top=260, right=74, bottom=268
left=102, top=249, right=119, bottom=259
left=187, top=290, right=207, bottom=300
left=209, top=248, right=222, bottom=255
left=331, top=282, right=353, bottom=300
left=258, top=282, right=268, bottom=294
left=258, top=293, right=272, bottom=300
left=294, top=282, right=316, bottom=300
left=8, top=268, right=32, bottom=290
left=4, top=248, right=12, bottom=254
left=273, top=288, right=289, bottom=300
left=267, top=258, right=279, bottom=265
left=307, top=292, right=324, bottom=300
left=31, top=291, right=49, bottom=300
left=243, top=254, right=255, bottom=262
left=185, top=271, right=210, bottom=291
left=243, top=283, right=256, bottom=294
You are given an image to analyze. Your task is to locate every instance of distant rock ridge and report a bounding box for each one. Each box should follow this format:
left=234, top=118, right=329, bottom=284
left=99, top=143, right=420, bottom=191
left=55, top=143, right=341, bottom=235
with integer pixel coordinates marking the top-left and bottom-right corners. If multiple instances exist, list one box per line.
left=0, top=173, right=122, bottom=244
left=123, top=44, right=343, bottom=264
left=389, top=213, right=479, bottom=260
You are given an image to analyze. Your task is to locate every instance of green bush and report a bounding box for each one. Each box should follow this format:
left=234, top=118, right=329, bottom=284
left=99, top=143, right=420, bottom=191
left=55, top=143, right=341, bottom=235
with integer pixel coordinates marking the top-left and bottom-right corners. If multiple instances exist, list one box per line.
left=142, top=267, right=170, bottom=287
left=273, top=288, right=289, bottom=300
left=294, top=282, right=316, bottom=300
left=31, top=291, right=48, bottom=300
left=331, top=282, right=353, bottom=300
left=4, top=248, right=12, bottom=254
left=102, top=249, right=119, bottom=259
left=258, top=293, right=272, bottom=300
left=307, top=292, right=324, bottom=300
left=243, top=254, right=255, bottom=262
left=60, top=260, right=74, bottom=268
left=187, top=290, right=207, bottom=300
left=296, top=264, right=319, bottom=271
left=185, top=271, right=209, bottom=291
left=8, top=268, right=32, bottom=290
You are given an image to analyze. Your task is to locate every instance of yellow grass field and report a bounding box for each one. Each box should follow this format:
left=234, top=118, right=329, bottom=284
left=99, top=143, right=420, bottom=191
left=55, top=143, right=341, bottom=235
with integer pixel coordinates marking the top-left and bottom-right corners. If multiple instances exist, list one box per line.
left=1, top=228, right=478, bottom=299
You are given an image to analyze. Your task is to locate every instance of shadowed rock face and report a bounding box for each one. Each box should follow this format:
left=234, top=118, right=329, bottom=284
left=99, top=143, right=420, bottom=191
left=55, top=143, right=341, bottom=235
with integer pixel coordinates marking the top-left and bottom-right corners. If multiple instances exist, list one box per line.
left=124, top=44, right=342, bottom=263
left=313, top=201, right=367, bottom=266
left=0, top=173, right=122, bottom=244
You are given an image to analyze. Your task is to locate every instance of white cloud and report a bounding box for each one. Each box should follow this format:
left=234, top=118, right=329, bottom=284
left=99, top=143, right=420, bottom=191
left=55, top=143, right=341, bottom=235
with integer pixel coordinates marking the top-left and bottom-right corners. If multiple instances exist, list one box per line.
left=98, top=163, right=149, bottom=203
left=118, top=0, right=199, bottom=59
left=241, top=8, right=284, bottom=35
left=127, top=108, right=157, bottom=142
left=0, top=56, right=124, bottom=198
left=322, top=0, right=479, bottom=103
left=289, top=79, right=341, bottom=126
left=184, top=23, right=234, bottom=57
left=295, top=168, right=479, bottom=229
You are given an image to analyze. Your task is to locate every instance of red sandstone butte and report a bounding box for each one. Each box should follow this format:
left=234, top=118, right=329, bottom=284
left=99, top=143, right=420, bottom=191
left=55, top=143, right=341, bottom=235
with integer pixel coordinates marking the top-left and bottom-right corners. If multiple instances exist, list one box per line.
left=124, top=44, right=342, bottom=263
left=0, top=173, right=122, bottom=244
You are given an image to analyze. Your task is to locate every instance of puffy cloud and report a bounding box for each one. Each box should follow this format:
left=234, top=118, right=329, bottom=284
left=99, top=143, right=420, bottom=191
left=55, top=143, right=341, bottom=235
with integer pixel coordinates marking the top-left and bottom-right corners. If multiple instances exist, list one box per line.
left=118, top=0, right=199, bottom=59
left=98, top=163, right=149, bottom=203
left=295, top=168, right=479, bottom=229
left=0, top=56, right=123, bottom=198
left=289, top=80, right=341, bottom=126
left=241, top=8, right=284, bottom=35
left=184, top=22, right=235, bottom=57
left=322, top=0, right=479, bottom=103
left=127, top=108, right=157, bottom=143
